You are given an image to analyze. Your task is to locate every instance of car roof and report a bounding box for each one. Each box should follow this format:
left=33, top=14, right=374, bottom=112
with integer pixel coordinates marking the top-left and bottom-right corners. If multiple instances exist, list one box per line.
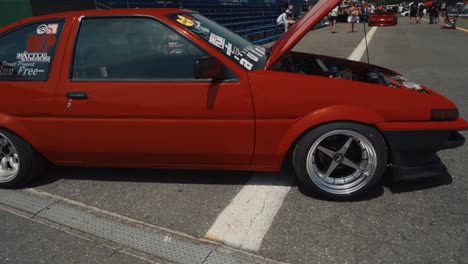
left=17, top=8, right=193, bottom=24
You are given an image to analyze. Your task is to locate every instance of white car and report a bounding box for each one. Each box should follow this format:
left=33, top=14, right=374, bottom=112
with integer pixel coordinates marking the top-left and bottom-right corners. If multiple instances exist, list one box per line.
left=400, top=9, right=410, bottom=16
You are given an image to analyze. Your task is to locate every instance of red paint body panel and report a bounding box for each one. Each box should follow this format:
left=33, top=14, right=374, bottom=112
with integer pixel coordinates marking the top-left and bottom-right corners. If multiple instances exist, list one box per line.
left=51, top=13, right=255, bottom=165
left=0, top=7, right=467, bottom=174
left=247, top=70, right=468, bottom=168
left=0, top=15, right=74, bottom=158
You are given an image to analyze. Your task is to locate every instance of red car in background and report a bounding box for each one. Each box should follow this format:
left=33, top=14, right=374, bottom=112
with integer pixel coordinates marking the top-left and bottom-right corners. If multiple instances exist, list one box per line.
left=0, top=0, right=466, bottom=199
left=369, top=9, right=398, bottom=26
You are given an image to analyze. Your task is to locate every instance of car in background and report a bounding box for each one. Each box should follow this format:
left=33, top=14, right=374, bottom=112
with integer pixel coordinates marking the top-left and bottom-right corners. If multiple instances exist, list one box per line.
left=0, top=0, right=466, bottom=200
left=369, top=9, right=398, bottom=26
left=400, top=9, right=410, bottom=16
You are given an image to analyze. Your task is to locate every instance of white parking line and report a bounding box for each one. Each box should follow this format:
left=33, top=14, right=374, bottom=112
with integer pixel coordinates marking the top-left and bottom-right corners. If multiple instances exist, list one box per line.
left=347, top=26, right=378, bottom=61
left=205, top=27, right=379, bottom=251
left=205, top=173, right=292, bottom=251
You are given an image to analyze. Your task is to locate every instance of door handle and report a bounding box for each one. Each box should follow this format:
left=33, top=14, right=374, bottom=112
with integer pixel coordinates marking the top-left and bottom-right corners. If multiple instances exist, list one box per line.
left=66, top=91, right=88, bottom=100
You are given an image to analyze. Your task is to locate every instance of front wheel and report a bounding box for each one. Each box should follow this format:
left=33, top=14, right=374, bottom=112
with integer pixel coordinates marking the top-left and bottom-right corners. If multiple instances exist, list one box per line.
left=293, top=122, right=387, bottom=200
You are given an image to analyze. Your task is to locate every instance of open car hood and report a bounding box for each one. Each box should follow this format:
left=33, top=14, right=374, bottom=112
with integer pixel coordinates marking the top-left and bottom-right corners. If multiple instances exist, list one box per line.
left=265, top=0, right=341, bottom=69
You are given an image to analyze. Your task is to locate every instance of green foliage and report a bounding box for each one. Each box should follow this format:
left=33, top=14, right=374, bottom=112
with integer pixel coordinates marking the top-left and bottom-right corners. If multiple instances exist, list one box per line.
left=0, top=0, right=32, bottom=27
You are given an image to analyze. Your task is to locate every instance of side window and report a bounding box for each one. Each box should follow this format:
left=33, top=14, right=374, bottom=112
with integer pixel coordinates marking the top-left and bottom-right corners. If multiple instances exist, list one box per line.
left=71, top=17, right=209, bottom=80
left=0, top=21, right=63, bottom=81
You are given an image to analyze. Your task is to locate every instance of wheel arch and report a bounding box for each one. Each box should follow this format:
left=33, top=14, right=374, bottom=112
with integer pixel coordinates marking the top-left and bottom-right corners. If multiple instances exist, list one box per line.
left=0, top=113, right=42, bottom=155
left=277, top=105, right=386, bottom=167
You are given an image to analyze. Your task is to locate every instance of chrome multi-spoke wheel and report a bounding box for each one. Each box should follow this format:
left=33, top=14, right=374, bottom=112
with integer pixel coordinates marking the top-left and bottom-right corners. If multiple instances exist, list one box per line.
left=0, top=132, right=20, bottom=183
left=293, top=122, right=387, bottom=199
left=306, top=130, right=377, bottom=195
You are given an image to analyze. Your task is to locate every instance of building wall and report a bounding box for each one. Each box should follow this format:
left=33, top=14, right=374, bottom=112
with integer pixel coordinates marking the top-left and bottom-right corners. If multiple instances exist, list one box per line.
left=29, top=0, right=96, bottom=16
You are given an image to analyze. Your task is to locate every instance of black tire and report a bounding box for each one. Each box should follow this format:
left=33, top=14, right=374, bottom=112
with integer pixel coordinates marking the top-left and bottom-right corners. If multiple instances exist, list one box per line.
left=0, top=128, right=46, bottom=188
left=293, top=122, right=387, bottom=200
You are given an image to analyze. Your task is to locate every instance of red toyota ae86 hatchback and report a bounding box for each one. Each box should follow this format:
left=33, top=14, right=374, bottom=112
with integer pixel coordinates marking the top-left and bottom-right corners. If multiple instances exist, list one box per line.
left=0, top=0, right=466, bottom=199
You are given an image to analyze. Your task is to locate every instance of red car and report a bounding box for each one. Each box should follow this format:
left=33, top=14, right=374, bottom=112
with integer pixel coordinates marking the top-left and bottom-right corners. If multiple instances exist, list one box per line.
left=0, top=0, right=466, bottom=199
left=369, top=9, right=398, bottom=26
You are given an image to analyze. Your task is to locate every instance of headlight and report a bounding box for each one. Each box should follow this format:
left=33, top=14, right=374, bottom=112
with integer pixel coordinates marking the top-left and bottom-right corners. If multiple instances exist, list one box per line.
left=431, top=108, right=459, bottom=121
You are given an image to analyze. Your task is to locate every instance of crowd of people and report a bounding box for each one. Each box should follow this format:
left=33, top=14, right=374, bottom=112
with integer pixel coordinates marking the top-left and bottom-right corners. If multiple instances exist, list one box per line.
left=276, top=0, right=453, bottom=34
left=427, top=1, right=450, bottom=26
left=408, top=1, right=451, bottom=27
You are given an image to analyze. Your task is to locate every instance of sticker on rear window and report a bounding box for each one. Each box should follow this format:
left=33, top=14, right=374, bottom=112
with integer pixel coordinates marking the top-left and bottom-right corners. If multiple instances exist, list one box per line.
left=27, top=35, right=56, bottom=52
left=16, top=52, right=51, bottom=62
left=36, top=24, right=59, bottom=35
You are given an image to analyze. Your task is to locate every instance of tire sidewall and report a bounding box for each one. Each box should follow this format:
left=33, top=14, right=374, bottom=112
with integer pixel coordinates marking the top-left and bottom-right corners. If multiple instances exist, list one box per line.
left=293, top=122, right=387, bottom=200
left=0, top=129, right=34, bottom=188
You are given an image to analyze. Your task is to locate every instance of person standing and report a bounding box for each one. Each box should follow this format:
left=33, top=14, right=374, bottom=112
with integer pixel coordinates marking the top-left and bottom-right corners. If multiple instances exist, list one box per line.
left=410, top=3, right=417, bottom=24
left=438, top=0, right=448, bottom=27
left=417, top=4, right=425, bottom=23
left=435, top=0, right=441, bottom=23
left=429, top=2, right=437, bottom=24
left=330, top=5, right=339, bottom=33
left=347, top=2, right=359, bottom=33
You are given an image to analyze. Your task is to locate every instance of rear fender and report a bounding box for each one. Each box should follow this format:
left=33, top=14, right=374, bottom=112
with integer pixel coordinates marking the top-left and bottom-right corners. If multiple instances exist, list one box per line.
left=0, top=113, right=38, bottom=151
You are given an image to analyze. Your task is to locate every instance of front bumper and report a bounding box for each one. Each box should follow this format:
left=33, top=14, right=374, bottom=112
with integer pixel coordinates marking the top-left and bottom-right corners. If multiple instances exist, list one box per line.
left=369, top=21, right=395, bottom=26
left=382, top=129, right=465, bottom=181
left=368, top=17, right=396, bottom=26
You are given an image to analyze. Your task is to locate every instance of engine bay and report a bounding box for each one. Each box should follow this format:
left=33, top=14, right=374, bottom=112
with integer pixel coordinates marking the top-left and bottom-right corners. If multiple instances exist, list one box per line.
left=271, top=51, right=426, bottom=92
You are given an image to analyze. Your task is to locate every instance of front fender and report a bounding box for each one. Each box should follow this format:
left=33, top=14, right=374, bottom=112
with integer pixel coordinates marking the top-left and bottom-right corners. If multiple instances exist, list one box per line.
left=277, top=104, right=385, bottom=156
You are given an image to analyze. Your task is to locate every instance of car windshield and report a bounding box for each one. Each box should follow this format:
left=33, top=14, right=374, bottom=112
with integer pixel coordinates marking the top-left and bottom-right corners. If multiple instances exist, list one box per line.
left=168, top=13, right=267, bottom=71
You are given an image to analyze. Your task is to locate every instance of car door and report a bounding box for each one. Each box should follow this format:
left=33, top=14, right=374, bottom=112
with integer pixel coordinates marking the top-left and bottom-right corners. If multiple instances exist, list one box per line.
left=53, top=15, right=255, bottom=166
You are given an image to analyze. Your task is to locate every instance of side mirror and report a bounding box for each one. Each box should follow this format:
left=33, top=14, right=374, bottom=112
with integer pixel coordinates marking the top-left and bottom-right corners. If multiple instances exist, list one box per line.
left=193, top=56, right=226, bottom=80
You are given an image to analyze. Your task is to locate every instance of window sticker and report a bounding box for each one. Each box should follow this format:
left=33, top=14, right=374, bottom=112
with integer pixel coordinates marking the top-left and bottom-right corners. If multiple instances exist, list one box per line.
left=0, top=21, right=62, bottom=80
left=177, top=15, right=210, bottom=39
left=169, top=13, right=267, bottom=71
left=225, top=43, right=240, bottom=57
left=239, top=58, right=253, bottom=70
left=26, top=35, right=56, bottom=52
left=0, top=61, right=46, bottom=76
left=227, top=45, right=261, bottom=70
left=0, top=61, right=16, bottom=76
left=176, top=15, right=195, bottom=27
left=207, top=32, right=259, bottom=70
left=36, top=24, right=58, bottom=35
left=16, top=52, right=50, bottom=62
left=46, top=24, right=58, bottom=34
left=191, top=21, right=210, bottom=39
left=208, top=33, right=225, bottom=49
left=16, top=34, right=56, bottom=64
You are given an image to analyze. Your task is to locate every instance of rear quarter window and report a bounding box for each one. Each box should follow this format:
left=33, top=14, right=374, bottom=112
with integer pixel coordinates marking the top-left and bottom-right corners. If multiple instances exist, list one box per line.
left=0, top=20, right=63, bottom=81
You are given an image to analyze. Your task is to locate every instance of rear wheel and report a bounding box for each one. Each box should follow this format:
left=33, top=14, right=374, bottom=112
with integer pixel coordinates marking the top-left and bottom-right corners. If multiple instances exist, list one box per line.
left=293, top=122, right=387, bottom=199
left=0, top=129, right=46, bottom=188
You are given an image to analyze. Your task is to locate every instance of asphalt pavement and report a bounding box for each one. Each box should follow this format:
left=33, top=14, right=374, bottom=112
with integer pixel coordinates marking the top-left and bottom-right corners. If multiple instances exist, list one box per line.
left=0, top=208, right=150, bottom=264
left=1, top=17, right=467, bottom=264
